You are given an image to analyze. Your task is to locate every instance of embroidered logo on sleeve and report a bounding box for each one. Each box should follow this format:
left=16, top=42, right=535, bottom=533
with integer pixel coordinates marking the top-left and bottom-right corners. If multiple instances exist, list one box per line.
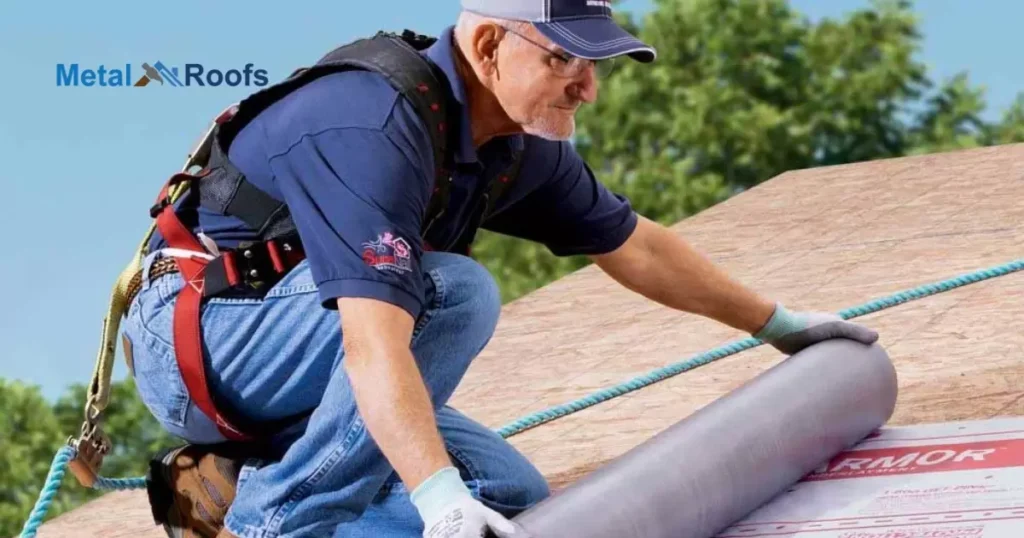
left=362, top=232, right=412, bottom=274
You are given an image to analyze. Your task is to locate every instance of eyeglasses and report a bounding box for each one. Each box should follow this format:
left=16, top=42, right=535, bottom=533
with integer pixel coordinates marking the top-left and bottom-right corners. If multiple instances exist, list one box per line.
left=500, top=26, right=619, bottom=79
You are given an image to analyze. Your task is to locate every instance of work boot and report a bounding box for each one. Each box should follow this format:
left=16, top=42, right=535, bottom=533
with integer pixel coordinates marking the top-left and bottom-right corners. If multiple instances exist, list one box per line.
left=147, top=444, right=244, bottom=538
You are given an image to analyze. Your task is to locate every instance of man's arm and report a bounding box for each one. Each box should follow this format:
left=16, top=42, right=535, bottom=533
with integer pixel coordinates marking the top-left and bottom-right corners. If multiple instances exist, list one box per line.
left=589, top=215, right=879, bottom=354
left=481, top=139, right=876, bottom=353
left=590, top=214, right=776, bottom=334
left=336, top=297, right=451, bottom=492
left=255, top=75, right=523, bottom=536
left=336, top=298, right=524, bottom=537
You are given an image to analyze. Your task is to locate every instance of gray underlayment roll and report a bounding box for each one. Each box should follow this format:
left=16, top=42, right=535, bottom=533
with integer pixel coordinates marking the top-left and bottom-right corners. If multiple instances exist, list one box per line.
left=511, top=339, right=898, bottom=538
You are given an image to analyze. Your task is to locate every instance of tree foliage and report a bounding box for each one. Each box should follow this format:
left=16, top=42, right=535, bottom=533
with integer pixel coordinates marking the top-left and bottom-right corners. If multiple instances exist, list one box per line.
left=3, top=0, right=1024, bottom=533
left=0, top=380, right=64, bottom=537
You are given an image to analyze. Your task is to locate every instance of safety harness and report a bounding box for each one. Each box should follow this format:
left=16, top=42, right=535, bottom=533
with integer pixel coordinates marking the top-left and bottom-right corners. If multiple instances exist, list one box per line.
left=69, top=29, right=523, bottom=484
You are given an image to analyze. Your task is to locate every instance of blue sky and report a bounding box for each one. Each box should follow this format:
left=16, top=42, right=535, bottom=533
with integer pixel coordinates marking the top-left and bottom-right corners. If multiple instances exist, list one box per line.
left=1, top=0, right=1021, bottom=400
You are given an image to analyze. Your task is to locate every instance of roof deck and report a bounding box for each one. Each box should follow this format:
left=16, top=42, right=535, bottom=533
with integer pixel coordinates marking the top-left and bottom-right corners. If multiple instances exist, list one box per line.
left=32, top=143, right=1024, bottom=537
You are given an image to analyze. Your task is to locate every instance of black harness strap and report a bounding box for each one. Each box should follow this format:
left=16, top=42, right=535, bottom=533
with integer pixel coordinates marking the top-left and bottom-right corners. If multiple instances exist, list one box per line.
left=197, top=30, right=457, bottom=240
left=198, top=140, right=296, bottom=240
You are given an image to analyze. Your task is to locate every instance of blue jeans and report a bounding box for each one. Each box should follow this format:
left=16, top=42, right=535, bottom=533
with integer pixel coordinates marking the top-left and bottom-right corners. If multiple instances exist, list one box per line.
left=122, top=251, right=550, bottom=537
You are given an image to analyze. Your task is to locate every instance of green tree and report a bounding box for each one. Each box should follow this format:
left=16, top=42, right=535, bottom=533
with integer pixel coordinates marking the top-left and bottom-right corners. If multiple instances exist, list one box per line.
left=987, top=95, right=1024, bottom=145
left=472, top=0, right=1024, bottom=303
left=0, top=380, right=64, bottom=538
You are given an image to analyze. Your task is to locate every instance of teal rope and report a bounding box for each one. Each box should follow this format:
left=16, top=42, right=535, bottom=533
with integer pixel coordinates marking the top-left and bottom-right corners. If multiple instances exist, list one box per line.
left=18, top=447, right=149, bottom=537
left=93, top=476, right=148, bottom=490
left=17, top=256, right=1024, bottom=535
left=19, top=447, right=74, bottom=538
left=494, top=256, right=1024, bottom=438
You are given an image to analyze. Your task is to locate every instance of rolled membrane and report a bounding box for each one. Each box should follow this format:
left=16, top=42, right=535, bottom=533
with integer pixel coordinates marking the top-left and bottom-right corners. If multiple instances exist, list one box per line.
left=511, top=339, right=898, bottom=538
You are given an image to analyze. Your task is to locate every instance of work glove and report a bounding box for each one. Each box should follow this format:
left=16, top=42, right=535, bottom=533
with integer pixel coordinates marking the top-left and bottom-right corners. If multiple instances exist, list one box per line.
left=753, top=302, right=879, bottom=356
left=412, top=466, right=525, bottom=538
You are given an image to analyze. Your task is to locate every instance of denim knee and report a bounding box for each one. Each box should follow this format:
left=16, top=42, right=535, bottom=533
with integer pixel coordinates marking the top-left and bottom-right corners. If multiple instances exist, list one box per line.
left=487, top=463, right=550, bottom=517
left=423, top=252, right=502, bottom=351
left=521, top=468, right=551, bottom=509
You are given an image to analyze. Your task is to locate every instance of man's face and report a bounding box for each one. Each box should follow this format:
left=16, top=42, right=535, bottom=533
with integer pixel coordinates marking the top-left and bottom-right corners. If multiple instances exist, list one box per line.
left=491, top=25, right=601, bottom=140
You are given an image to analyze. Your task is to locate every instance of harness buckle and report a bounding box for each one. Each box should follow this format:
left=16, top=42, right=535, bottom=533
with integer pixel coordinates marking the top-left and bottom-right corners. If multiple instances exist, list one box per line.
left=202, top=239, right=301, bottom=298
left=266, top=239, right=286, bottom=274
left=150, top=172, right=200, bottom=218
left=149, top=197, right=172, bottom=219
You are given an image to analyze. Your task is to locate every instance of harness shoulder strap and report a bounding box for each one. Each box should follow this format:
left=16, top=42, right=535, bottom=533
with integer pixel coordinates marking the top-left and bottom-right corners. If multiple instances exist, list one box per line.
left=195, top=30, right=456, bottom=240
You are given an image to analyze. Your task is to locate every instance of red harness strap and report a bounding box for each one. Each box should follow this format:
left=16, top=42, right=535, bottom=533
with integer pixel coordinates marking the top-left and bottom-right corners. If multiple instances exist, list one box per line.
left=152, top=175, right=252, bottom=442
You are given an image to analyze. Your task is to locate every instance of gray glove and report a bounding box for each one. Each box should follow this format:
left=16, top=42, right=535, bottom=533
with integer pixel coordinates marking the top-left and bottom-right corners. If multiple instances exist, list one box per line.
left=753, top=303, right=879, bottom=355
left=412, top=466, right=526, bottom=538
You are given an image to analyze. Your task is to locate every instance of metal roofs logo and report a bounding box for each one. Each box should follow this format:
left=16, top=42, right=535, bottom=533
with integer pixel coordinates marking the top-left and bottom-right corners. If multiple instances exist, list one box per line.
left=56, top=62, right=269, bottom=88
left=134, top=62, right=183, bottom=86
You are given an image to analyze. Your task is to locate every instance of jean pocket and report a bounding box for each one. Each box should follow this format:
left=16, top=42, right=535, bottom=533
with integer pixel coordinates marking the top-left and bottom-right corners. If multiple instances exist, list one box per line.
left=124, top=316, right=191, bottom=432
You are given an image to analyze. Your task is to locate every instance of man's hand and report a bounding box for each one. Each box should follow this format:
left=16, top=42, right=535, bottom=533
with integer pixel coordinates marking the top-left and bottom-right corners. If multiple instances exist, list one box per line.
left=412, top=467, right=525, bottom=538
left=753, top=303, right=879, bottom=355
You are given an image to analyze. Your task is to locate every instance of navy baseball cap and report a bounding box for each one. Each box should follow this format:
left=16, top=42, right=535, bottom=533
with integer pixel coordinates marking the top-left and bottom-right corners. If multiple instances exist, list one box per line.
left=460, top=0, right=657, bottom=63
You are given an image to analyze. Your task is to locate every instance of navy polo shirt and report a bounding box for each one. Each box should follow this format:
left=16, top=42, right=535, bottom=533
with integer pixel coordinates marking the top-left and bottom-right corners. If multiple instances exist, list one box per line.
left=151, top=26, right=638, bottom=319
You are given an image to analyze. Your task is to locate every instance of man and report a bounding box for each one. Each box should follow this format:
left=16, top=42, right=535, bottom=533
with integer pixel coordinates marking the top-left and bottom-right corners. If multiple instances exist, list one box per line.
left=123, top=1, right=878, bottom=537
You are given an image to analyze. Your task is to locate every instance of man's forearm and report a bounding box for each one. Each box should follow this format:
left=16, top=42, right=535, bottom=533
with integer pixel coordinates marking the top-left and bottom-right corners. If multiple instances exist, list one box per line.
left=593, top=216, right=776, bottom=334
left=344, top=344, right=452, bottom=493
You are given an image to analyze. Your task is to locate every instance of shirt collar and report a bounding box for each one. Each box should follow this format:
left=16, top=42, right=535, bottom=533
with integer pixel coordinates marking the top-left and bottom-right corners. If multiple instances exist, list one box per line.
left=423, top=26, right=524, bottom=167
